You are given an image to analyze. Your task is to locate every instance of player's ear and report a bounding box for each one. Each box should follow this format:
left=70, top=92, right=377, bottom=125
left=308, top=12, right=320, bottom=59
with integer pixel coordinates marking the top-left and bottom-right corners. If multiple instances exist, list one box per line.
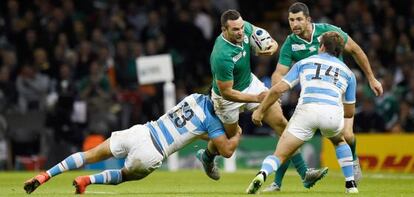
left=221, top=26, right=226, bottom=33
left=319, top=43, right=325, bottom=52
left=306, top=16, right=311, bottom=23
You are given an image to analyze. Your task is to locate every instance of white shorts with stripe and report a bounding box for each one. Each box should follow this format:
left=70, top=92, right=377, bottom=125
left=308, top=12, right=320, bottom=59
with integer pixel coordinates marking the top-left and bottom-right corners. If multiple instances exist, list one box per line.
left=110, top=125, right=163, bottom=177
left=286, top=103, right=344, bottom=141
left=211, top=74, right=268, bottom=124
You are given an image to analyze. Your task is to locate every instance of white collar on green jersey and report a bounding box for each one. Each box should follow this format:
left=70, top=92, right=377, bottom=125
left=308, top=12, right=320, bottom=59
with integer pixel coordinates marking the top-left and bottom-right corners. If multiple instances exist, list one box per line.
left=220, top=34, right=243, bottom=49
left=294, top=23, right=315, bottom=45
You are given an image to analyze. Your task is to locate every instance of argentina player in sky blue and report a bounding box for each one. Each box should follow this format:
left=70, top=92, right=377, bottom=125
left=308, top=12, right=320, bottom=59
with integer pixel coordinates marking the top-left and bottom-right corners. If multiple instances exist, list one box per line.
left=247, top=32, right=358, bottom=194
left=24, top=93, right=241, bottom=194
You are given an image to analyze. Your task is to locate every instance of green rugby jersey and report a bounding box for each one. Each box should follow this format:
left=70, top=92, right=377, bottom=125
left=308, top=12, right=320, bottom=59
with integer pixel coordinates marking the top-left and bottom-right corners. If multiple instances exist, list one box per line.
left=210, top=21, right=254, bottom=96
left=278, top=23, right=348, bottom=68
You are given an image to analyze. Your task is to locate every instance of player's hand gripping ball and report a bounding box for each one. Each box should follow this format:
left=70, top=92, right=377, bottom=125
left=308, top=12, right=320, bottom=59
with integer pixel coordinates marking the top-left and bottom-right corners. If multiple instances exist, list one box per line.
left=250, top=27, right=272, bottom=54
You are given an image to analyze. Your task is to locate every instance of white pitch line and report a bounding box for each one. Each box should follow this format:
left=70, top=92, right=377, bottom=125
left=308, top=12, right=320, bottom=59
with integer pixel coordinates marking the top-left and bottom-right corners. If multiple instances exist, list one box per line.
left=86, top=191, right=119, bottom=195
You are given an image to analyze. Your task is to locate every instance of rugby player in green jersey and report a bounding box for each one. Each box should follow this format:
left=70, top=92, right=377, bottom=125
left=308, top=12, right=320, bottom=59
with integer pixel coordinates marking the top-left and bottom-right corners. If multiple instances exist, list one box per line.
left=264, top=2, right=384, bottom=192
left=197, top=9, right=328, bottom=190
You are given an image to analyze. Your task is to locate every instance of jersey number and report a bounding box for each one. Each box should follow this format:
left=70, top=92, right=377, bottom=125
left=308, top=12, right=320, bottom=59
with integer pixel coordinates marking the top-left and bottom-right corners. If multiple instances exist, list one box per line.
left=168, top=102, right=194, bottom=128
left=311, top=63, right=339, bottom=84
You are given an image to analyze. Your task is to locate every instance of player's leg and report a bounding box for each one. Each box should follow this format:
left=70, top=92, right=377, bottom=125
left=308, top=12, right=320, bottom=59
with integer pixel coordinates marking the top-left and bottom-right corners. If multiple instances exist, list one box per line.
left=261, top=103, right=327, bottom=190
left=73, top=168, right=124, bottom=194
left=244, top=81, right=303, bottom=190
left=328, top=134, right=358, bottom=193
left=73, top=166, right=158, bottom=194
left=73, top=125, right=163, bottom=194
left=246, top=131, right=304, bottom=194
left=343, top=117, right=361, bottom=182
left=24, top=139, right=113, bottom=194
left=260, top=102, right=293, bottom=190
left=197, top=100, right=241, bottom=180
left=197, top=122, right=240, bottom=180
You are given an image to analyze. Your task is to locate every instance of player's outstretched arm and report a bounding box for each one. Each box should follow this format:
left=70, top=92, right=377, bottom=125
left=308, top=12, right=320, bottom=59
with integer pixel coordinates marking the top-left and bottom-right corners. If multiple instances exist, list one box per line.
left=211, top=129, right=242, bottom=158
left=271, top=63, right=290, bottom=86
left=345, top=37, right=383, bottom=96
left=252, top=81, right=290, bottom=126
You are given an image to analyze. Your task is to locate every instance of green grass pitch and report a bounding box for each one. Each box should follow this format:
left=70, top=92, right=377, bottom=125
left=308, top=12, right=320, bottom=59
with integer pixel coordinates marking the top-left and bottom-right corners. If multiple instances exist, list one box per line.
left=2, top=170, right=413, bottom=196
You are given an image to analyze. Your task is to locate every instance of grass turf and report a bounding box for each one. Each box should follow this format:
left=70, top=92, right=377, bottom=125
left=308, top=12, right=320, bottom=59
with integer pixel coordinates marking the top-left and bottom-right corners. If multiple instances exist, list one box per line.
left=3, top=170, right=414, bottom=196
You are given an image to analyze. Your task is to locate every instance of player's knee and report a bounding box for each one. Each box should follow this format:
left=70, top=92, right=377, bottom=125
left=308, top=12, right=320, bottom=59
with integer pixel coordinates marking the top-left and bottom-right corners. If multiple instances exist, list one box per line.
left=265, top=114, right=287, bottom=133
left=224, top=123, right=239, bottom=137
left=220, top=150, right=234, bottom=158
left=276, top=114, right=288, bottom=126
left=83, top=151, right=97, bottom=163
left=342, top=130, right=354, bottom=143
left=279, top=117, right=288, bottom=127
left=328, top=132, right=346, bottom=145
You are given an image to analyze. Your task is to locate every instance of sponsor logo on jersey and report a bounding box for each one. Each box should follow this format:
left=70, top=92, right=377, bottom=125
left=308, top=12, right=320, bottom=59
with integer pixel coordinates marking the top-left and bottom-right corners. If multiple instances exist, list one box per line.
left=233, top=52, right=242, bottom=62
left=292, top=44, right=306, bottom=51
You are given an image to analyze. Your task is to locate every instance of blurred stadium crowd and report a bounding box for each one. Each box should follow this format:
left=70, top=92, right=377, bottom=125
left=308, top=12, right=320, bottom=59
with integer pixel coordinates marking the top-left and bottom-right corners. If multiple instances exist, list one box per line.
left=0, top=0, right=413, bottom=169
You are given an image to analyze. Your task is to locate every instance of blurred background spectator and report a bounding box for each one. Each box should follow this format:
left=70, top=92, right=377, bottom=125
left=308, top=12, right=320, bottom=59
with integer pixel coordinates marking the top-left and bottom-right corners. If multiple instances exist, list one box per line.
left=1, top=0, right=414, bottom=169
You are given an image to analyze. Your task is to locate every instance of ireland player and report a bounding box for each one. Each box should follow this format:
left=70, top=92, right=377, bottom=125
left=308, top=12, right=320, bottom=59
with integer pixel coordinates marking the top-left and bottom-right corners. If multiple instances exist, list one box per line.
left=247, top=31, right=358, bottom=194
left=264, top=2, right=383, bottom=191
left=197, top=9, right=327, bottom=189
left=24, top=93, right=241, bottom=194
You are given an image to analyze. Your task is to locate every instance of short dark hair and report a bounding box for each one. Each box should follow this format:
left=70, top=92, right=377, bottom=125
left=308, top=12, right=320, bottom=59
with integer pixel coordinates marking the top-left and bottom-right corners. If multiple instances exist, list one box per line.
left=288, top=2, right=310, bottom=17
left=221, top=9, right=241, bottom=28
left=320, top=32, right=345, bottom=57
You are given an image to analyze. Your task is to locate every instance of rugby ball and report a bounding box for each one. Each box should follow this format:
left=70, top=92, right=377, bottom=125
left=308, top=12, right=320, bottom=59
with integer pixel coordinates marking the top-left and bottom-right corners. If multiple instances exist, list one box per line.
left=250, top=27, right=272, bottom=53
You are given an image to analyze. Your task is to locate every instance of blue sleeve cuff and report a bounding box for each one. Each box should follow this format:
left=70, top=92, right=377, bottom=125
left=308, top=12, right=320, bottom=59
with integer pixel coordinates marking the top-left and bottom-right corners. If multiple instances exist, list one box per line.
left=208, top=129, right=225, bottom=139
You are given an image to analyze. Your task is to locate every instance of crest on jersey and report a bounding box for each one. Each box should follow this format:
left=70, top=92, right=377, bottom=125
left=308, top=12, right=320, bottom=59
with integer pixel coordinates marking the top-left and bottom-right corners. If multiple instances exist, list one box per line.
left=292, top=44, right=306, bottom=51
left=244, top=35, right=248, bottom=44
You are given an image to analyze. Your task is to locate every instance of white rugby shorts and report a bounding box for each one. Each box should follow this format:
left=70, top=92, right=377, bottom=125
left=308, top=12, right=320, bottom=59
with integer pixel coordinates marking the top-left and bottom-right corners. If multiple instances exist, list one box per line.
left=211, top=74, right=268, bottom=124
left=110, top=124, right=163, bottom=177
left=286, top=103, right=344, bottom=141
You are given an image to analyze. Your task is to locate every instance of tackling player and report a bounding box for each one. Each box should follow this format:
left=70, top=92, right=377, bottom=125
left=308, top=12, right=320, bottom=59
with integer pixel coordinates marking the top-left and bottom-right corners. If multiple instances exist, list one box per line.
left=264, top=2, right=383, bottom=191
left=24, top=93, right=241, bottom=194
left=247, top=32, right=358, bottom=194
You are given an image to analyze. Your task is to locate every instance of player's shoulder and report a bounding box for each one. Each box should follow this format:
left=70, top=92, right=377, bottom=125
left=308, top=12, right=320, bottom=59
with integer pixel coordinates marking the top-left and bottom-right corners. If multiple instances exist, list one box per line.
left=284, top=34, right=296, bottom=43
left=211, top=37, right=234, bottom=60
left=186, top=93, right=211, bottom=107
left=321, top=54, right=354, bottom=75
left=185, top=93, right=205, bottom=103
left=188, top=93, right=217, bottom=120
left=314, top=23, right=346, bottom=35
left=314, top=23, right=339, bottom=30
left=243, top=20, right=254, bottom=35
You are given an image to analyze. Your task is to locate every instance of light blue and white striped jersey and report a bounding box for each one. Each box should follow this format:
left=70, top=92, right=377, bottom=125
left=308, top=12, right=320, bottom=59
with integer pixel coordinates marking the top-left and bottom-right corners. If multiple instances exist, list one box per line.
left=282, top=53, right=356, bottom=106
left=145, top=94, right=225, bottom=157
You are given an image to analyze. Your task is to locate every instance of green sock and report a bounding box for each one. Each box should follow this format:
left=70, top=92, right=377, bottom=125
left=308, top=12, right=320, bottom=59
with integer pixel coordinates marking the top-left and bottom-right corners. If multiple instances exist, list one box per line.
left=291, top=153, right=307, bottom=180
left=349, top=138, right=357, bottom=161
left=273, top=159, right=290, bottom=187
